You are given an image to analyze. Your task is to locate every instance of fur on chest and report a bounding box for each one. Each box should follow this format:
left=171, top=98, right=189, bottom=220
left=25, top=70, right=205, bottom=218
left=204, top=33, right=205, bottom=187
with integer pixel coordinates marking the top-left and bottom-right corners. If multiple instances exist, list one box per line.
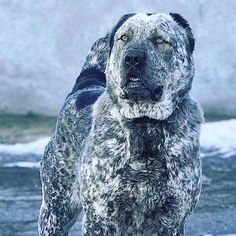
left=82, top=108, right=200, bottom=188
left=81, top=114, right=198, bottom=201
left=85, top=116, right=168, bottom=178
left=80, top=106, right=201, bottom=234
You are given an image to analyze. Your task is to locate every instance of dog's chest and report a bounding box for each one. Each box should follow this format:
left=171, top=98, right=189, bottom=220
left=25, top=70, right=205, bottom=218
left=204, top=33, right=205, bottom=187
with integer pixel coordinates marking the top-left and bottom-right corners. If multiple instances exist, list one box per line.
left=120, top=118, right=168, bottom=183
left=82, top=118, right=171, bottom=213
left=89, top=117, right=167, bottom=182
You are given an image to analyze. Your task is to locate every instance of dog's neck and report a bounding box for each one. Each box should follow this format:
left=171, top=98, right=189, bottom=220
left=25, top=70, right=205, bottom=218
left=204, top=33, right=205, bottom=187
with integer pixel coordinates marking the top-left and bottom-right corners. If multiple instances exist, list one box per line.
left=122, top=115, right=166, bottom=161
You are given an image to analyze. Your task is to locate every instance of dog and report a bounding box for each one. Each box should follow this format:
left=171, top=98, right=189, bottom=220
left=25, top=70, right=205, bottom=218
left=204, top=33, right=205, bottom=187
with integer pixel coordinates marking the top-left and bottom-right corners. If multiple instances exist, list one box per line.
left=39, top=13, right=203, bottom=236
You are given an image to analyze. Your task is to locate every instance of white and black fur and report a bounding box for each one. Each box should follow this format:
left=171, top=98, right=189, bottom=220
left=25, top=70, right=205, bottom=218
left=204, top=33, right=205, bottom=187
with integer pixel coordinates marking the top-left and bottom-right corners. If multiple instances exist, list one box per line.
left=39, top=13, right=203, bottom=236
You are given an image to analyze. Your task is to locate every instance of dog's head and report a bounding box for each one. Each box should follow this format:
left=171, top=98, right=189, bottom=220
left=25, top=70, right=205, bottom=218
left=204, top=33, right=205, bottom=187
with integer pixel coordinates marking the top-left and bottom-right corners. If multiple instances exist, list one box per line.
left=106, top=13, right=195, bottom=120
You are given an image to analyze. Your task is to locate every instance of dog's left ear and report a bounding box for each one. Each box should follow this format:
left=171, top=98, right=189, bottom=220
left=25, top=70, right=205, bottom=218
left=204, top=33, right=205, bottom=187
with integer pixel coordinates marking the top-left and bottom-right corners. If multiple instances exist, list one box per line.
left=109, top=13, right=136, bottom=55
left=169, top=13, right=195, bottom=53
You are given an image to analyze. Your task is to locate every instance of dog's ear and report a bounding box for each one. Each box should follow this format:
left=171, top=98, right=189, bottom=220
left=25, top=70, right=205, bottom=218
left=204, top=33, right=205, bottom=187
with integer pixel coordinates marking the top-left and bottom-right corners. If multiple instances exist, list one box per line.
left=169, top=13, right=195, bottom=53
left=109, top=13, right=135, bottom=54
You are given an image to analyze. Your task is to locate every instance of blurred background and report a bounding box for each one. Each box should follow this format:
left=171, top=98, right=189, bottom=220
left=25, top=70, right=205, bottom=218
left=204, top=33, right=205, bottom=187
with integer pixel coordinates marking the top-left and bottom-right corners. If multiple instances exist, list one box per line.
left=0, top=0, right=236, bottom=235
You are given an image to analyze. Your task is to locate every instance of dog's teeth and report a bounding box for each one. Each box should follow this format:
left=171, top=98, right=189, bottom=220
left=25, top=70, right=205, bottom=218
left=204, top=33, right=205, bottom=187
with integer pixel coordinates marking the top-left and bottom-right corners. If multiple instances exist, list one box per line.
left=129, top=77, right=139, bottom=82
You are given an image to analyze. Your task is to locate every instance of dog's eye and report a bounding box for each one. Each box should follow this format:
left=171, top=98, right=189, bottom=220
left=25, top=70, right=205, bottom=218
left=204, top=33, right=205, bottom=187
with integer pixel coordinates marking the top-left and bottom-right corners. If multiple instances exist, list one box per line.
left=118, top=35, right=128, bottom=42
left=151, top=37, right=172, bottom=48
left=155, top=37, right=165, bottom=44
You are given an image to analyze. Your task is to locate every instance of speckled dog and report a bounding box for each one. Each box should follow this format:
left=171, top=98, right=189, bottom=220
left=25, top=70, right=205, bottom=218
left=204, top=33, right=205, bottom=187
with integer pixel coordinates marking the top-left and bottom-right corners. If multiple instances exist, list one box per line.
left=39, top=13, right=203, bottom=236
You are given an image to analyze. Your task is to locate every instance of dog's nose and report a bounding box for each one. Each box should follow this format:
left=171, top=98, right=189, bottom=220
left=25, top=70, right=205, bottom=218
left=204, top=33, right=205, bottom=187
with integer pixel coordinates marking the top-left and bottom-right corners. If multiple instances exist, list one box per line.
left=124, top=50, right=146, bottom=68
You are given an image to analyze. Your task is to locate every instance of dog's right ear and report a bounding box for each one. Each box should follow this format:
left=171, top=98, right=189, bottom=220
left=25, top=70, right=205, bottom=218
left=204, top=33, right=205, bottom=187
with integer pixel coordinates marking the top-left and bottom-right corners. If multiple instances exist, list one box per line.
left=169, top=13, right=195, bottom=53
left=109, top=13, right=135, bottom=55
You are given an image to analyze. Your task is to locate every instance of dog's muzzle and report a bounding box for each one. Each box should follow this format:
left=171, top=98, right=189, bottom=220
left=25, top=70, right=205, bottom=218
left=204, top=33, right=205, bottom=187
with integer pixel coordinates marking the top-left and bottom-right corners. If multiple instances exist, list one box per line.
left=119, top=77, right=163, bottom=102
left=119, top=47, right=163, bottom=102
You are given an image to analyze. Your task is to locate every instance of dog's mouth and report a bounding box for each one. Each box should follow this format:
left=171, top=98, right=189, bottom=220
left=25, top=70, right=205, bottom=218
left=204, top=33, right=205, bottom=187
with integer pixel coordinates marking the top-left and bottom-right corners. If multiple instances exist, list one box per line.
left=127, top=75, right=141, bottom=83
left=119, top=74, right=163, bottom=102
left=126, top=75, right=143, bottom=88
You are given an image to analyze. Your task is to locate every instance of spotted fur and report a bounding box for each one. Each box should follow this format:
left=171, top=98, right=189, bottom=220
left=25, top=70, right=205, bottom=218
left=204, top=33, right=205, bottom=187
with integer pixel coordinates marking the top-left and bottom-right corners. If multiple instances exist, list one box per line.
left=38, top=35, right=109, bottom=235
left=39, top=13, right=203, bottom=236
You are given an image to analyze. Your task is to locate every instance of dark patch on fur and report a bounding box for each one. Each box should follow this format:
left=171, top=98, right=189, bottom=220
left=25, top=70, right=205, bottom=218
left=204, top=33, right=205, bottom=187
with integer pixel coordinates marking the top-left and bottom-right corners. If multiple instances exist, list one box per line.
left=146, top=13, right=155, bottom=16
left=75, top=89, right=104, bottom=109
left=169, top=13, right=195, bottom=53
left=73, top=68, right=106, bottom=109
left=128, top=116, right=159, bottom=125
left=71, top=68, right=106, bottom=94
left=109, top=13, right=136, bottom=54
